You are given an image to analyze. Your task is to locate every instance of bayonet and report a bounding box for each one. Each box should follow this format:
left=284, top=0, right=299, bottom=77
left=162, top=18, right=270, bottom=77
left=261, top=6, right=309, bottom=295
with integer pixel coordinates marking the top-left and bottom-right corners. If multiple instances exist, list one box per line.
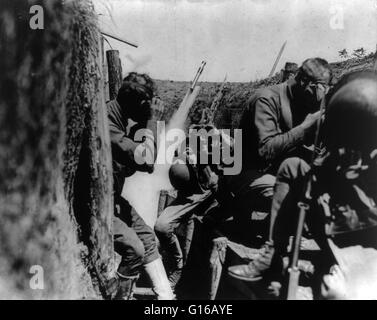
left=191, top=61, right=206, bottom=91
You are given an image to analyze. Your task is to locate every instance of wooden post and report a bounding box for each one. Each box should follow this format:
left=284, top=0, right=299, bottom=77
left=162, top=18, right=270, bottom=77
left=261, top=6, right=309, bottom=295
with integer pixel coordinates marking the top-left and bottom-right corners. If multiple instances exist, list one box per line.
left=86, top=33, right=116, bottom=296
left=106, top=50, right=123, bottom=100
left=209, top=237, right=228, bottom=300
left=100, top=36, right=109, bottom=101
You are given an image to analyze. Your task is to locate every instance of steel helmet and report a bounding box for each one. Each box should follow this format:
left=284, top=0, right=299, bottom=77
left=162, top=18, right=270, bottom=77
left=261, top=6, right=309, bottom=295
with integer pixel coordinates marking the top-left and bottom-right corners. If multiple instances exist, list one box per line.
left=324, top=70, right=377, bottom=153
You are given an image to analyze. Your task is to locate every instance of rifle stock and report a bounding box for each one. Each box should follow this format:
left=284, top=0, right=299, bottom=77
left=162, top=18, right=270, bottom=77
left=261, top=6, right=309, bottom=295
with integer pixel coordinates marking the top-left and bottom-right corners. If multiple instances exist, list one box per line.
left=286, top=201, right=309, bottom=299
left=287, top=267, right=300, bottom=300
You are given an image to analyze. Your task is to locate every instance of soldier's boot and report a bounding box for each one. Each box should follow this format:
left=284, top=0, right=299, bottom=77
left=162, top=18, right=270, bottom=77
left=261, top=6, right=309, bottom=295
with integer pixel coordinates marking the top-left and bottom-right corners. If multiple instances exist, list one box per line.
left=106, top=273, right=139, bottom=300
left=116, top=273, right=139, bottom=300
left=228, top=241, right=280, bottom=281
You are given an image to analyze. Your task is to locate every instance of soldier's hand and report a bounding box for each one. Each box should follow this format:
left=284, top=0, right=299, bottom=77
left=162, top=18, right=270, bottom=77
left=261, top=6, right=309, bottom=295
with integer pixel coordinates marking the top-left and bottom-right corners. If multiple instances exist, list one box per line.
left=322, top=240, right=377, bottom=300
left=302, top=111, right=321, bottom=130
left=303, top=144, right=326, bottom=157
left=150, top=96, right=165, bottom=121
left=208, top=174, right=219, bottom=193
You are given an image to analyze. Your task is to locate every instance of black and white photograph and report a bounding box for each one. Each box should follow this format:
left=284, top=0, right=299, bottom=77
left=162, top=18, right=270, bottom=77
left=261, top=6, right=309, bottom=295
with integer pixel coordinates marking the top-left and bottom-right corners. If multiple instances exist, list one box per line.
left=0, top=0, right=377, bottom=302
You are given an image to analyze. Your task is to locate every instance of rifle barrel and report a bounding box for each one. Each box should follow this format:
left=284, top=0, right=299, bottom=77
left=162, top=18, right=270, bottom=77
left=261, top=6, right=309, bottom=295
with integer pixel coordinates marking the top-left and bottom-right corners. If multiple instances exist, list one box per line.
left=291, top=202, right=309, bottom=267
left=191, top=61, right=206, bottom=90
left=268, top=41, right=287, bottom=78
left=206, top=74, right=227, bottom=124
left=286, top=73, right=327, bottom=301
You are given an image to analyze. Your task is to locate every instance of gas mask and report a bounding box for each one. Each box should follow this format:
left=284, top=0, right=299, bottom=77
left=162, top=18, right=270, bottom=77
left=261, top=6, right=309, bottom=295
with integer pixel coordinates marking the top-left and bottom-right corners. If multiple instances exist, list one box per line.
left=320, top=147, right=377, bottom=235
left=302, top=80, right=329, bottom=110
left=128, top=96, right=152, bottom=124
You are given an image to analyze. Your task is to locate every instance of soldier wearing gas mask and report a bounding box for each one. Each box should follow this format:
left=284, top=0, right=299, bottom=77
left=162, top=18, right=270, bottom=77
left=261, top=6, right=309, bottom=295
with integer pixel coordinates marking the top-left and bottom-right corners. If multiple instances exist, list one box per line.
left=229, top=70, right=377, bottom=300
left=224, top=58, right=332, bottom=244
left=106, top=72, right=174, bottom=300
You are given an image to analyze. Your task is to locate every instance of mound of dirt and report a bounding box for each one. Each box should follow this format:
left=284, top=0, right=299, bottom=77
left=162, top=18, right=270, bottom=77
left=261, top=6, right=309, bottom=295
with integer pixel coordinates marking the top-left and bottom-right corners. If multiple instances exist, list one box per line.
left=0, top=0, right=111, bottom=299
left=155, top=54, right=375, bottom=129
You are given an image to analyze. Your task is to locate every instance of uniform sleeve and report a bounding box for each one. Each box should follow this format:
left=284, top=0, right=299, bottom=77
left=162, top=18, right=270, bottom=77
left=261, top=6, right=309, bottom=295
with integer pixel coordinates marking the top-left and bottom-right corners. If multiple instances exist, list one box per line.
left=253, top=97, right=307, bottom=163
left=108, top=120, right=139, bottom=166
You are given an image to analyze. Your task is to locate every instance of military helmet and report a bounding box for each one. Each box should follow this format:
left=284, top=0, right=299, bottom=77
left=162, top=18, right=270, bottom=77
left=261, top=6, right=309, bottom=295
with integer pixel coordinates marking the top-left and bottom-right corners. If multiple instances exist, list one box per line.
left=324, top=70, right=377, bottom=153
left=168, top=163, right=198, bottom=195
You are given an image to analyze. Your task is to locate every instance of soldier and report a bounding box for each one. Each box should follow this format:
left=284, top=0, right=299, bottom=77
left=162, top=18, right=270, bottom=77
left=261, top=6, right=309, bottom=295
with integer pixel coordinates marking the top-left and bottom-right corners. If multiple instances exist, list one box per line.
left=154, top=125, right=225, bottom=292
left=281, top=62, right=298, bottom=82
left=106, top=72, right=174, bottom=300
left=229, top=70, right=377, bottom=299
left=224, top=58, right=332, bottom=242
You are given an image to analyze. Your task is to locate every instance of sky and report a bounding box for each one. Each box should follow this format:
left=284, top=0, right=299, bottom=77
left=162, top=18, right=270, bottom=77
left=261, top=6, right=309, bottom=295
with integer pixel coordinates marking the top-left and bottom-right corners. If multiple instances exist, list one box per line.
left=93, top=0, right=377, bottom=82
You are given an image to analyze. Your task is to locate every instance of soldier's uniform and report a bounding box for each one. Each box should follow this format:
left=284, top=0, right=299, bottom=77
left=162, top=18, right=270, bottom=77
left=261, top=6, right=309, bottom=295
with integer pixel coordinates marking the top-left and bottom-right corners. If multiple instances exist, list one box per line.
left=229, top=70, right=377, bottom=299
left=105, top=73, right=174, bottom=300
left=225, top=58, right=331, bottom=239
left=107, top=99, right=159, bottom=278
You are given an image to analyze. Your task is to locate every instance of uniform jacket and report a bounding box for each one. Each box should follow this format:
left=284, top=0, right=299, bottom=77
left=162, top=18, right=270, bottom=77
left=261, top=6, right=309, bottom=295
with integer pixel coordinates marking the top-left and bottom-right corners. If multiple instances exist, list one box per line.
left=107, top=99, right=155, bottom=195
left=240, top=81, right=312, bottom=173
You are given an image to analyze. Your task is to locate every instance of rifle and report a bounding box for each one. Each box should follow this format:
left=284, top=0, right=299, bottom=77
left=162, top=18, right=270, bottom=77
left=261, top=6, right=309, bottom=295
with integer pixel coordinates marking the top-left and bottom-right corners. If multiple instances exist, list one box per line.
left=193, top=74, right=233, bottom=188
left=191, top=61, right=206, bottom=92
left=199, top=74, right=228, bottom=125
left=268, top=41, right=287, bottom=78
left=169, top=60, right=206, bottom=131
left=286, top=97, right=327, bottom=300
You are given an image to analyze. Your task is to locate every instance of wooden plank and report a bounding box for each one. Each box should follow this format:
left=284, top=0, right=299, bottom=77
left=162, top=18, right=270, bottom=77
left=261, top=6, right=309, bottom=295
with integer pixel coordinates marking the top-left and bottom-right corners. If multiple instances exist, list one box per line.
left=134, top=287, right=155, bottom=297
left=88, top=33, right=116, bottom=292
